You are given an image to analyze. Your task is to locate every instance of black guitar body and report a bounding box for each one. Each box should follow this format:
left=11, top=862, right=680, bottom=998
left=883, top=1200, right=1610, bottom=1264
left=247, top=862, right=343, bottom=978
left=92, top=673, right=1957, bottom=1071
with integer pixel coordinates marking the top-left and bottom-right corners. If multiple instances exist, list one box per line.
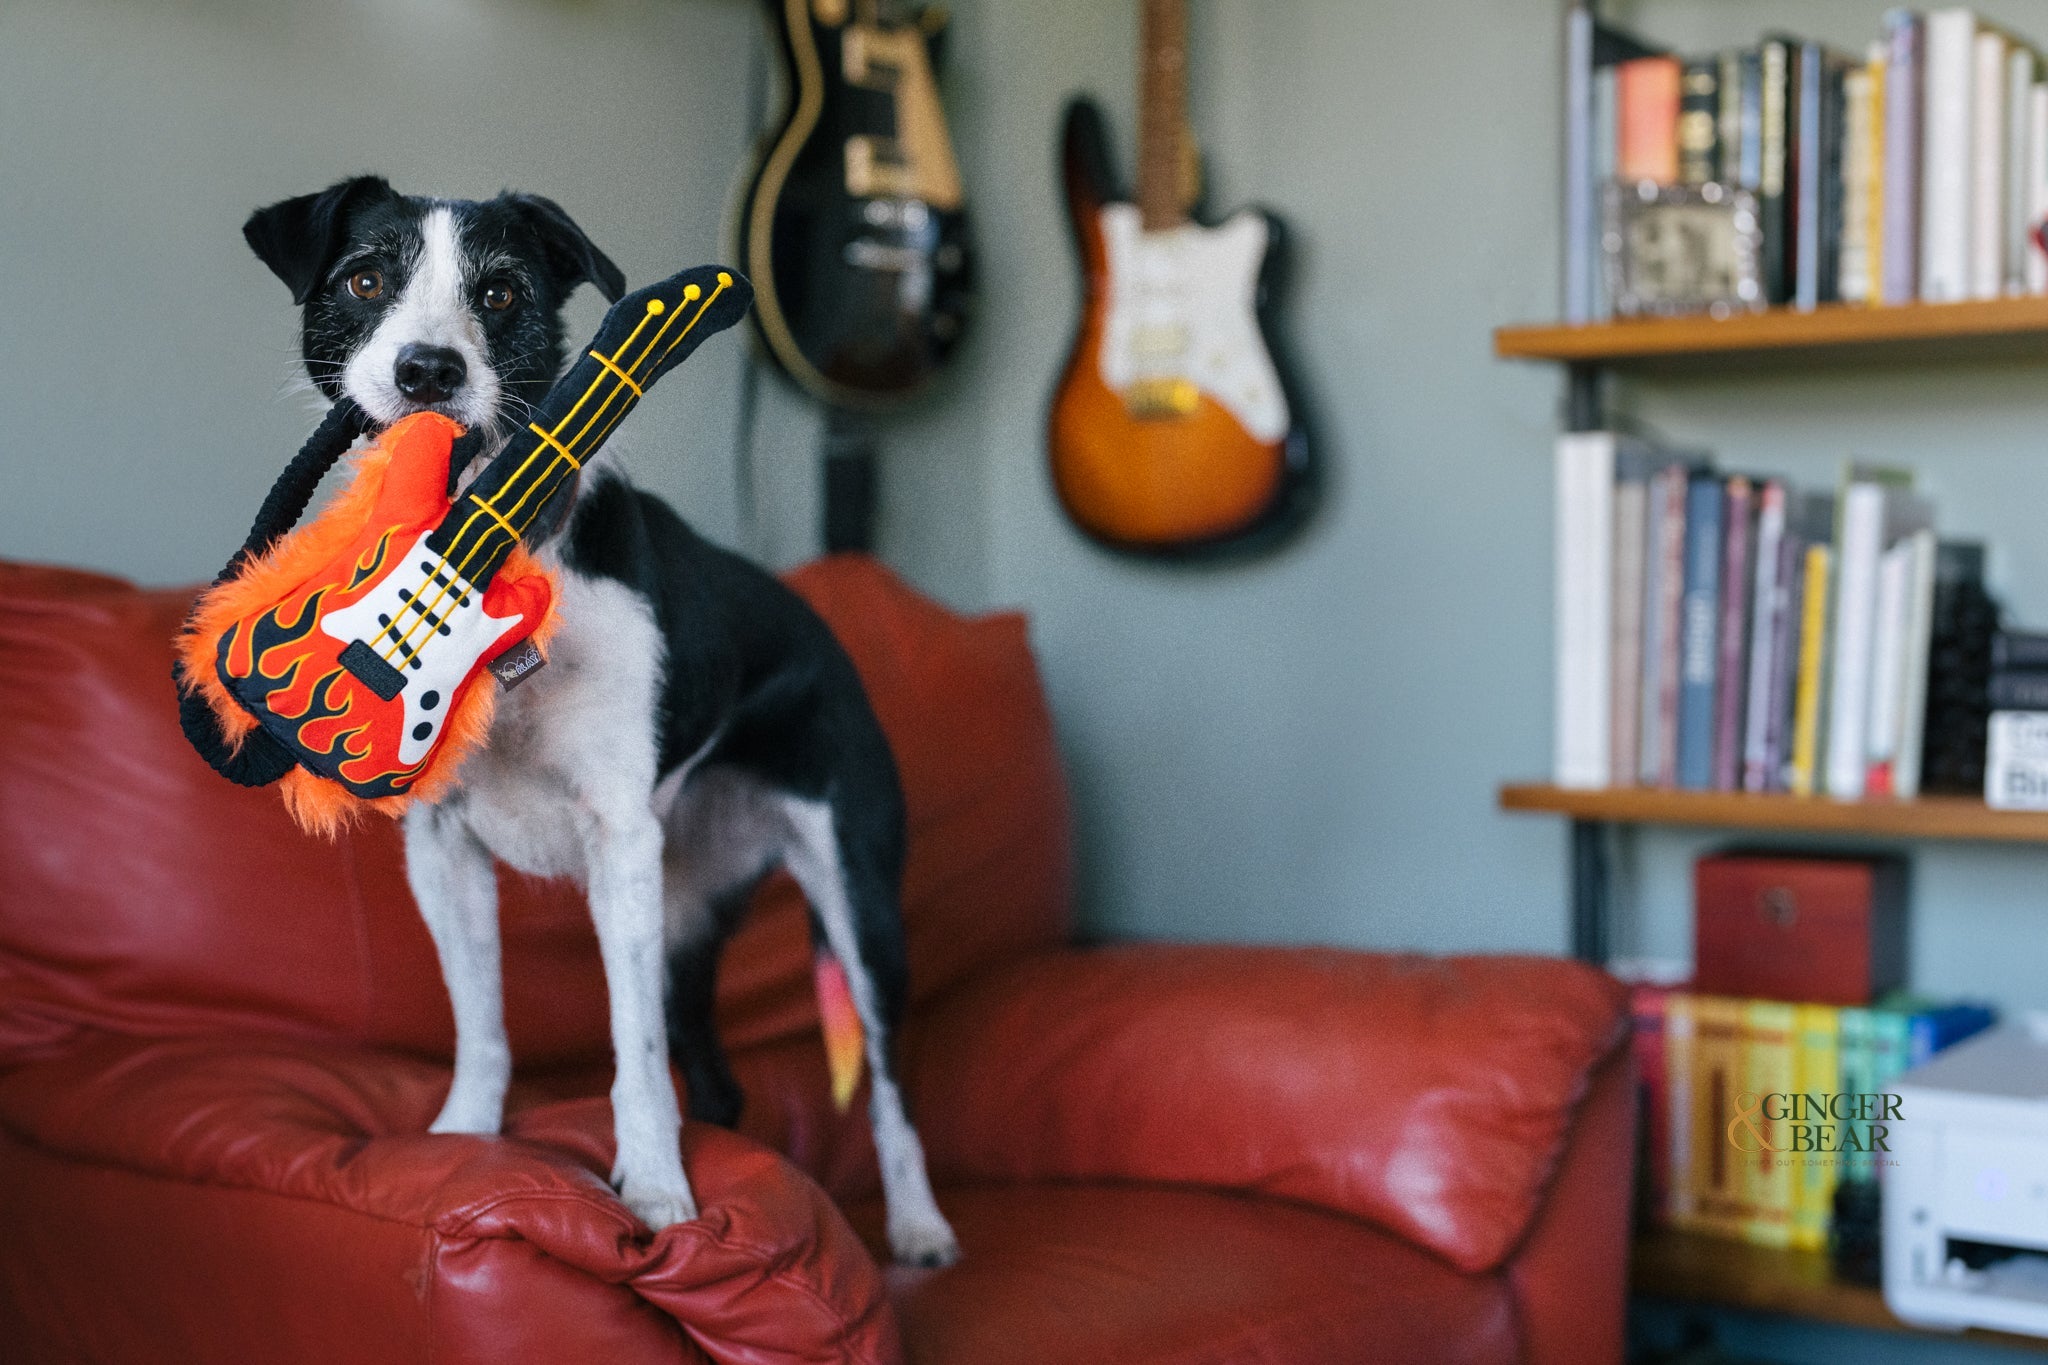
left=739, top=0, right=973, bottom=407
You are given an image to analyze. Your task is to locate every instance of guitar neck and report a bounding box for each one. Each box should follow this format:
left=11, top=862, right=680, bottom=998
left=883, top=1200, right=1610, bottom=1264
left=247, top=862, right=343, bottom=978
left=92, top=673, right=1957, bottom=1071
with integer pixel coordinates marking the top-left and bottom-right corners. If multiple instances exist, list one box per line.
left=1136, top=0, right=1192, bottom=232
left=425, top=271, right=742, bottom=588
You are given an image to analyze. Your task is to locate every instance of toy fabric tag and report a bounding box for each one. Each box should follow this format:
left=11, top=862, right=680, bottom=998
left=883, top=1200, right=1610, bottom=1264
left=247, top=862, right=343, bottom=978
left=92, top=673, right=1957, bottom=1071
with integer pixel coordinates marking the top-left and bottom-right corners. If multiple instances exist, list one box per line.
left=489, top=638, right=546, bottom=690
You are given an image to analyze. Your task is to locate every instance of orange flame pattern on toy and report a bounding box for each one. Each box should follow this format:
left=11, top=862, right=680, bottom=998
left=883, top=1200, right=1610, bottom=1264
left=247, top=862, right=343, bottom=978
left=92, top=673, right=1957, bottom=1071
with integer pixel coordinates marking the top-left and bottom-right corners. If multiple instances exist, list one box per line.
left=813, top=951, right=866, bottom=1112
left=178, top=415, right=557, bottom=835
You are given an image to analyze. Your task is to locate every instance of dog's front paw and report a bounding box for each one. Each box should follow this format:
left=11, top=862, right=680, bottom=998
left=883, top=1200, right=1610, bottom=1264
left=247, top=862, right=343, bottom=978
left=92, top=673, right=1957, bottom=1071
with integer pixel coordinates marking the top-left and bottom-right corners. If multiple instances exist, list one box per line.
left=428, top=1091, right=505, bottom=1135
left=889, top=1213, right=961, bottom=1269
left=617, top=1177, right=699, bottom=1230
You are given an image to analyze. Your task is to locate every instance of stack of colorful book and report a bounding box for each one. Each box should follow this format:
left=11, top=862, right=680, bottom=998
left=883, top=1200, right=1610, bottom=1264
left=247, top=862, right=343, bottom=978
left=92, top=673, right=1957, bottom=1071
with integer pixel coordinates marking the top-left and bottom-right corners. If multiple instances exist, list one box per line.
left=1554, top=433, right=1996, bottom=797
left=1564, top=7, right=2048, bottom=321
left=1631, top=986, right=1995, bottom=1247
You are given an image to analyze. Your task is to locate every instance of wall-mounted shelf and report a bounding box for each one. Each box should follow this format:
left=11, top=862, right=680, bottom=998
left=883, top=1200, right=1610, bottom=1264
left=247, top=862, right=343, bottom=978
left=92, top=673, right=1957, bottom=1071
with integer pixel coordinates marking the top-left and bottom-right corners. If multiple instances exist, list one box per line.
left=1634, top=1228, right=2048, bottom=1354
left=1495, top=297, right=2048, bottom=369
left=1499, top=784, right=2048, bottom=844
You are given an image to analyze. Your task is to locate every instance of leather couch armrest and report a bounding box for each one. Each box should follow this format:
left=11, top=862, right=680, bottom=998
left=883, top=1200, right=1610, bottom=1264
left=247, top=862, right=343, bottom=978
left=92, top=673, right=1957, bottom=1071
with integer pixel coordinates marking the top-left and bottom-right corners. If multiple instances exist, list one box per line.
left=0, top=1034, right=899, bottom=1364
left=907, top=944, right=1628, bottom=1275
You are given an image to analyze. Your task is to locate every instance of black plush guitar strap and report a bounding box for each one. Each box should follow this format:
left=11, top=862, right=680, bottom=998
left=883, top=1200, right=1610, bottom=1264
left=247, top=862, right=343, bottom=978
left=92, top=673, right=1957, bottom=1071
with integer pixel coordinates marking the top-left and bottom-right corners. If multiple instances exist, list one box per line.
left=175, top=400, right=369, bottom=787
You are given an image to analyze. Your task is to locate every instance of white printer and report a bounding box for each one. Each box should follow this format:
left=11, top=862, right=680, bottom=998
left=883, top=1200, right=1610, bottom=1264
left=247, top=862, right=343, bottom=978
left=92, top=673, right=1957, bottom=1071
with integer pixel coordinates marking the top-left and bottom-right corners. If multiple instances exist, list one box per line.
left=1885, top=1020, right=2048, bottom=1337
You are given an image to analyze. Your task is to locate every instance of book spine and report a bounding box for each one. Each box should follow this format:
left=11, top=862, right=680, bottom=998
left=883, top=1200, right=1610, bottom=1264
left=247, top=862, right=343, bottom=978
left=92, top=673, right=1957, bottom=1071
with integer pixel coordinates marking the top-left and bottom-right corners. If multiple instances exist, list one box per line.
left=1821, top=57, right=1848, bottom=305
left=1743, top=482, right=1789, bottom=791
left=1612, top=475, right=1650, bottom=786
left=1994, top=631, right=2048, bottom=668
left=1565, top=6, right=1595, bottom=323
left=1554, top=434, right=1616, bottom=789
left=1665, top=993, right=1699, bottom=1225
left=1762, top=40, right=1794, bottom=303
left=1792, top=1003, right=1842, bottom=1252
left=1692, top=996, right=1753, bottom=1239
left=1972, top=29, right=2009, bottom=299
left=1680, top=57, right=1721, bottom=184
left=1921, top=10, right=1976, bottom=303
left=1791, top=544, right=1835, bottom=795
left=1841, top=64, right=1874, bottom=302
left=1838, top=1007, right=1876, bottom=1184
left=1719, top=49, right=1745, bottom=184
left=1743, top=1001, right=1798, bottom=1248
left=2031, top=82, right=2048, bottom=294
left=2005, top=45, right=2035, bottom=293
left=1825, top=481, right=1889, bottom=799
left=1653, top=466, right=1691, bottom=786
left=1764, top=529, right=1807, bottom=790
left=1740, top=49, right=1765, bottom=189
left=1988, top=670, right=2048, bottom=709
left=1592, top=67, right=1619, bottom=320
left=1797, top=43, right=1825, bottom=310
left=1894, top=530, right=1939, bottom=799
left=1619, top=56, right=1682, bottom=185
left=1883, top=11, right=1924, bottom=304
left=1678, top=476, right=1726, bottom=790
left=1864, top=537, right=1916, bottom=795
left=1868, top=42, right=1888, bottom=304
left=1714, top=477, right=1755, bottom=790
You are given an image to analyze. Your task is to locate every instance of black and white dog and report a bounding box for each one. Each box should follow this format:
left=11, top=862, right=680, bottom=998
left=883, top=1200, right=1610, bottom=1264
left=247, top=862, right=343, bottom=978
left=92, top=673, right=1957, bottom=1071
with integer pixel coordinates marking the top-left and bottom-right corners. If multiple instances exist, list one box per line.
left=241, top=176, right=958, bottom=1266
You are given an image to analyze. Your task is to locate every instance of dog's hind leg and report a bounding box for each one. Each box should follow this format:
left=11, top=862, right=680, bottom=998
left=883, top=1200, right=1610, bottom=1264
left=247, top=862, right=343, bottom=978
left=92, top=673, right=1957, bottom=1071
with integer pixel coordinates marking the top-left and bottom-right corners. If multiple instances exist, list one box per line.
left=780, top=797, right=961, bottom=1268
left=404, top=802, right=510, bottom=1135
left=587, top=803, right=697, bottom=1228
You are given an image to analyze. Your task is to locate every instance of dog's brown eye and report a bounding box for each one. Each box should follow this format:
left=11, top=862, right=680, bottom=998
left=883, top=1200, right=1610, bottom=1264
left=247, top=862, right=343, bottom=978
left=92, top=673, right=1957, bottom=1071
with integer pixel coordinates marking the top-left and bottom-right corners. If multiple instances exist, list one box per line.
left=482, top=282, right=516, bottom=312
left=346, top=269, right=384, bottom=301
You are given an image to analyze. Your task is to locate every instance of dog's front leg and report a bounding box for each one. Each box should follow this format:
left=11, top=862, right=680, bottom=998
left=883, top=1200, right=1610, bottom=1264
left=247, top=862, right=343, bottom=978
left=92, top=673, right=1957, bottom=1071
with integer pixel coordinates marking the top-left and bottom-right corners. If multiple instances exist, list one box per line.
left=404, top=803, right=510, bottom=1135
left=586, top=807, right=696, bottom=1228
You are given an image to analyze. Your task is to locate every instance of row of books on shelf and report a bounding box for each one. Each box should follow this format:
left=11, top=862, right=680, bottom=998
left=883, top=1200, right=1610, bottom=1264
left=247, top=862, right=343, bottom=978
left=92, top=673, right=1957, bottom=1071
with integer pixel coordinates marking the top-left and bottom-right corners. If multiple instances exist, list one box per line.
left=1631, top=985, right=1995, bottom=1248
left=1564, top=7, right=2048, bottom=320
left=1553, top=432, right=1999, bottom=800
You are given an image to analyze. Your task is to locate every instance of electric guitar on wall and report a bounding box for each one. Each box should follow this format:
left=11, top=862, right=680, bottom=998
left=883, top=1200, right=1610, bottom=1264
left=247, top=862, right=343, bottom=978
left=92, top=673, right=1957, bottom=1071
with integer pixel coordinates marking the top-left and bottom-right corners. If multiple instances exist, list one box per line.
left=739, top=0, right=974, bottom=406
left=1049, top=0, right=1314, bottom=556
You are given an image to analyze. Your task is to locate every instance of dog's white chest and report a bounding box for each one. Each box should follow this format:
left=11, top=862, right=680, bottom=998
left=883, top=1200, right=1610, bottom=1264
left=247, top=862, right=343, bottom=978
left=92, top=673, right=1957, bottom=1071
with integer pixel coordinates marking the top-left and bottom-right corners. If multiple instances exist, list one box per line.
left=450, top=564, right=666, bottom=881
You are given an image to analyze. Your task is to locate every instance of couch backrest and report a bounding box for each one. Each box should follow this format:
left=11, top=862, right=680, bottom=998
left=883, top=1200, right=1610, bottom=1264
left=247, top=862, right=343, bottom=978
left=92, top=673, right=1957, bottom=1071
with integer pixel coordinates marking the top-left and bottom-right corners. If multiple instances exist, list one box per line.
left=0, top=557, right=1071, bottom=1071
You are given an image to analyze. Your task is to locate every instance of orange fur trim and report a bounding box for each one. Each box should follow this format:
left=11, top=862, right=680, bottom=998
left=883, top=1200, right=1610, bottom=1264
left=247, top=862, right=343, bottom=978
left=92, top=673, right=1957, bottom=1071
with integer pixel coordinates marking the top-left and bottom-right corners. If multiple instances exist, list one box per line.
left=177, top=427, right=561, bottom=838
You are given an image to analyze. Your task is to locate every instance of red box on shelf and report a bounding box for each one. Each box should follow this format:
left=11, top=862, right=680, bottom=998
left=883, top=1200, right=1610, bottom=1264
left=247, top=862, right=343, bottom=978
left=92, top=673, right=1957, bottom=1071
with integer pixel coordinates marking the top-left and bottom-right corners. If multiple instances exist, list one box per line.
left=1693, top=853, right=1907, bottom=1005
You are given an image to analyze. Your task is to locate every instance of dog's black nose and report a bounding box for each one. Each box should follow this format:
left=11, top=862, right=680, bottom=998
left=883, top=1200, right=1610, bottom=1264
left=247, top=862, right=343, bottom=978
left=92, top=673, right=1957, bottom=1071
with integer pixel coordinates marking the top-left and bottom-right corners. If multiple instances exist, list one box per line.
left=393, top=344, right=467, bottom=404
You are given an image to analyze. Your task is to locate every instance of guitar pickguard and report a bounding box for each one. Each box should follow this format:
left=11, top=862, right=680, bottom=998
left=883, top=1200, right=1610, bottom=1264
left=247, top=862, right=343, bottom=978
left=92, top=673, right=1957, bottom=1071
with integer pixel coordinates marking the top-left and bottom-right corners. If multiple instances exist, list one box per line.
left=1096, top=203, right=1289, bottom=444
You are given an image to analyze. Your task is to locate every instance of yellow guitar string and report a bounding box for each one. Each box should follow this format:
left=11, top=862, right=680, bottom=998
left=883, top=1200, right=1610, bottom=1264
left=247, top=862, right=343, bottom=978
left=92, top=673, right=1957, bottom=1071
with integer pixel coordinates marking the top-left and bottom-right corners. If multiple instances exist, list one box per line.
left=376, top=287, right=705, bottom=664
left=375, top=277, right=728, bottom=666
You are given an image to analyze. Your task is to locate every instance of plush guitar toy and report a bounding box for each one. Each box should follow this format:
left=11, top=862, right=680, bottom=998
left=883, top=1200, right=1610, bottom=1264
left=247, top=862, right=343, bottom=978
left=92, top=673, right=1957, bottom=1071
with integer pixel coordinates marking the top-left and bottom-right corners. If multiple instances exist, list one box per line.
left=177, top=265, right=751, bottom=835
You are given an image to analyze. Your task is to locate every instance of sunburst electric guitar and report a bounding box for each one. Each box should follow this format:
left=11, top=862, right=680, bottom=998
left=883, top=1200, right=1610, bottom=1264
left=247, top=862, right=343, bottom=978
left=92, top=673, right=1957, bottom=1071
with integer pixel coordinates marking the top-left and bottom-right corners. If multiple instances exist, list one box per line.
left=193, top=267, right=750, bottom=812
left=1049, top=0, right=1313, bottom=555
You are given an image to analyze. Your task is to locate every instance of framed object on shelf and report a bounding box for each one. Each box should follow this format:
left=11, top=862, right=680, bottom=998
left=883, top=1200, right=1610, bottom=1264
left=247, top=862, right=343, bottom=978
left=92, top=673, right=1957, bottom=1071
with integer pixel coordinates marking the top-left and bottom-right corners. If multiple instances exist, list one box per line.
left=1604, top=180, right=1765, bottom=320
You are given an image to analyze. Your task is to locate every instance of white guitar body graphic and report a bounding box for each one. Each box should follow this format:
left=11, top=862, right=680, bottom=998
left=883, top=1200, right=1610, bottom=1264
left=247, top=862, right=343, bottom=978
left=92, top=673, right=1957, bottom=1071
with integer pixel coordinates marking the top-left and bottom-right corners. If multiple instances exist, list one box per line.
left=1094, top=203, right=1289, bottom=442
left=319, top=531, right=530, bottom=765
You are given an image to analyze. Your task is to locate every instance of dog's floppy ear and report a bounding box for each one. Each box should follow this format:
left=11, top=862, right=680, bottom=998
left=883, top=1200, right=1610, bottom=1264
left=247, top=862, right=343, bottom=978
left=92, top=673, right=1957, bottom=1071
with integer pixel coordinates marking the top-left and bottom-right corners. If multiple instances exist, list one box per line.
left=243, top=176, right=396, bottom=305
left=507, top=193, right=627, bottom=303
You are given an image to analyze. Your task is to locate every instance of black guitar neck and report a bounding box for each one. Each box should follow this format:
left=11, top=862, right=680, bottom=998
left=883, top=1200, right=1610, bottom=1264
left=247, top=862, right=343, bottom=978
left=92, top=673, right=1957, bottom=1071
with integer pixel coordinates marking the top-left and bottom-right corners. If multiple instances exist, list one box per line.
left=426, top=266, right=751, bottom=588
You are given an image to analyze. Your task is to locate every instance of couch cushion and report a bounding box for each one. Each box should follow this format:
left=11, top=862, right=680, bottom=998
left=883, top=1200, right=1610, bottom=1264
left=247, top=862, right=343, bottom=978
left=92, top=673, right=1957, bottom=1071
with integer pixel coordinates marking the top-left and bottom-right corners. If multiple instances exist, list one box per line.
left=849, top=1184, right=1519, bottom=1365
left=0, top=1033, right=897, bottom=1365
left=0, top=556, right=1071, bottom=1075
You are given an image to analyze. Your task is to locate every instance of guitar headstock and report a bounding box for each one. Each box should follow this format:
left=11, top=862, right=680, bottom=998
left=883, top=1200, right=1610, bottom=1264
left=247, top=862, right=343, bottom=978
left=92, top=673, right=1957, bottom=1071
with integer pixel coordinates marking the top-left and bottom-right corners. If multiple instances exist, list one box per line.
left=588, top=265, right=754, bottom=394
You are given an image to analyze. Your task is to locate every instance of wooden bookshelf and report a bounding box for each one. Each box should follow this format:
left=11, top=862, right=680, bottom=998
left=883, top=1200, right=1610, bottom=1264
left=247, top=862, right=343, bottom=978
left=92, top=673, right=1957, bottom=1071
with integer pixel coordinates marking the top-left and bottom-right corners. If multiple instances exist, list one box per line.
left=1494, top=297, right=2048, bottom=369
left=1499, top=784, right=2048, bottom=844
left=1634, top=1227, right=2048, bottom=1353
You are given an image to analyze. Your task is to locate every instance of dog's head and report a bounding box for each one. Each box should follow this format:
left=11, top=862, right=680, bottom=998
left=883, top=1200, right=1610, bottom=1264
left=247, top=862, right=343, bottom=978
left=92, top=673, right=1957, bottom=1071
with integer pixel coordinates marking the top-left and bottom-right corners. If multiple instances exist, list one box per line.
left=244, top=175, right=626, bottom=440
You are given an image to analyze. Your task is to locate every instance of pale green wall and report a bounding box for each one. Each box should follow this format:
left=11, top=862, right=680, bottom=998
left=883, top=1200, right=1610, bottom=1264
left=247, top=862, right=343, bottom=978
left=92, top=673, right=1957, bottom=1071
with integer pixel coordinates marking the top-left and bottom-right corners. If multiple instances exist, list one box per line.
left=7, top=0, right=2048, bottom=1009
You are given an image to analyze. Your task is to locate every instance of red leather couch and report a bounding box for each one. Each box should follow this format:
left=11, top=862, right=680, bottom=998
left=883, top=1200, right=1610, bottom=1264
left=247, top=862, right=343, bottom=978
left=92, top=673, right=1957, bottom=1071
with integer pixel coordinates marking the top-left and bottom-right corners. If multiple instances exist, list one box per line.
left=0, top=556, right=1634, bottom=1365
